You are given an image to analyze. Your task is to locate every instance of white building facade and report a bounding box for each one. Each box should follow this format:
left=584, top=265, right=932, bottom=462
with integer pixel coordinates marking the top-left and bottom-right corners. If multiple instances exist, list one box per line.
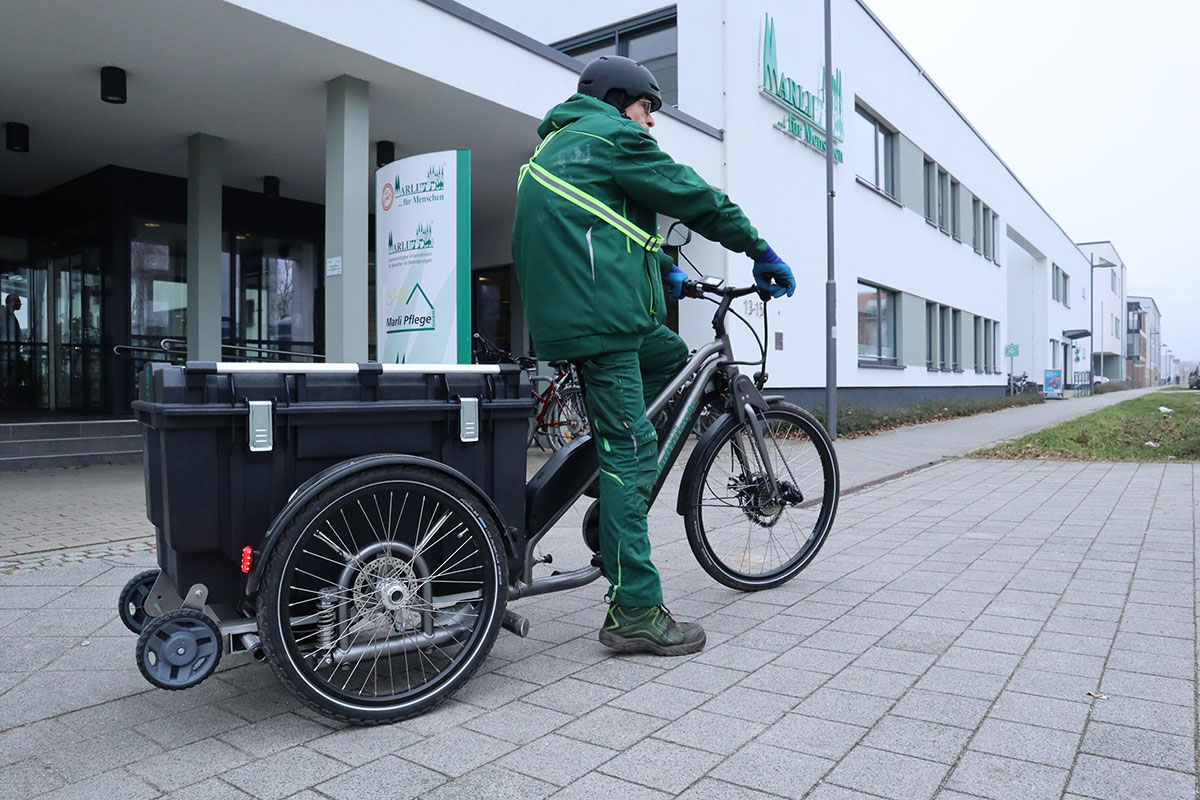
left=0, top=0, right=1098, bottom=417
left=1076, top=242, right=1129, bottom=383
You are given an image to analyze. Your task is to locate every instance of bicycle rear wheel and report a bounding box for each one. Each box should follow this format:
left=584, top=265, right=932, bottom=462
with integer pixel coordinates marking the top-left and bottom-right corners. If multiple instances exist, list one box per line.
left=682, top=401, right=838, bottom=591
left=543, top=385, right=590, bottom=451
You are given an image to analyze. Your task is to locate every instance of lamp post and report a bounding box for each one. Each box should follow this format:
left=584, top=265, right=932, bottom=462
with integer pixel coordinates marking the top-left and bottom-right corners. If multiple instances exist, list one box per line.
left=823, top=0, right=837, bottom=440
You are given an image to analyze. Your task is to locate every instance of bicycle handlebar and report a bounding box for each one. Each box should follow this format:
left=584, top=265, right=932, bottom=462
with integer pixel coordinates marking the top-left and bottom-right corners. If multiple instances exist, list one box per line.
left=681, top=280, right=770, bottom=302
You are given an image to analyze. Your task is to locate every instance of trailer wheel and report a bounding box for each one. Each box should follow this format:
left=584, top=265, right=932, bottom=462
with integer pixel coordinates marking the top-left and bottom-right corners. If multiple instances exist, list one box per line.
left=257, top=464, right=506, bottom=725
left=136, top=607, right=222, bottom=690
left=118, top=569, right=160, bottom=633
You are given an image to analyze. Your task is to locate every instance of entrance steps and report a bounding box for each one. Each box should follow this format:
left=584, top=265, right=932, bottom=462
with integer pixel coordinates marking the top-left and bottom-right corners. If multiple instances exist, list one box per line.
left=0, top=419, right=143, bottom=472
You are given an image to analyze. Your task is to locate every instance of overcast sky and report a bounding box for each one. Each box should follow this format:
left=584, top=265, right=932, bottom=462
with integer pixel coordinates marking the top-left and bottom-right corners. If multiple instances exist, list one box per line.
left=864, top=0, right=1199, bottom=365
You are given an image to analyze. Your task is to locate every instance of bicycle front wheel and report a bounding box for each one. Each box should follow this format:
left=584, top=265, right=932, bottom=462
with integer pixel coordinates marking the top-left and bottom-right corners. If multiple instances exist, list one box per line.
left=682, top=401, right=839, bottom=591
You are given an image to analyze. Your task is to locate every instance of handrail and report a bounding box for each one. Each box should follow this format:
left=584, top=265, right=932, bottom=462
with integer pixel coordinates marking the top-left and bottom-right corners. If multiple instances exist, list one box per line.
left=160, top=338, right=326, bottom=362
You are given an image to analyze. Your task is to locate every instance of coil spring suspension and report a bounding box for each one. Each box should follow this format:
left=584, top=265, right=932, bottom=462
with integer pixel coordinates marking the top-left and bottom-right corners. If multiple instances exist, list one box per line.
left=316, top=587, right=338, bottom=654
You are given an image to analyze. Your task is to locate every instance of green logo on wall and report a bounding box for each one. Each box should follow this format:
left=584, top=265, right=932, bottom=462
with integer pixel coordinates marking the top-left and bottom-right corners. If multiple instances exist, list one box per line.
left=385, top=282, right=435, bottom=333
left=387, top=222, right=434, bottom=254
left=393, top=164, right=446, bottom=199
left=761, top=13, right=844, bottom=162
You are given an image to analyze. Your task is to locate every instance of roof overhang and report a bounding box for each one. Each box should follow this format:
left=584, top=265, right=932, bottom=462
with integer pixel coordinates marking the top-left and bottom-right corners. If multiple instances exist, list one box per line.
left=1062, top=329, right=1091, bottom=340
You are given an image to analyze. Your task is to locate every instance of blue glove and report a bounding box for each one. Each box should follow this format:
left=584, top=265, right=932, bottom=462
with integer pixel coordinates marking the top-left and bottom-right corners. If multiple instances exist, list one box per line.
left=665, top=263, right=687, bottom=301
left=753, top=245, right=796, bottom=299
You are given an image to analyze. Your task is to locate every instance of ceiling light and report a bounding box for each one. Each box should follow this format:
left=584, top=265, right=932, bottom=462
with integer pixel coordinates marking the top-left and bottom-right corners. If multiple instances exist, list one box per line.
left=5, top=123, right=29, bottom=153
left=101, top=66, right=127, bottom=104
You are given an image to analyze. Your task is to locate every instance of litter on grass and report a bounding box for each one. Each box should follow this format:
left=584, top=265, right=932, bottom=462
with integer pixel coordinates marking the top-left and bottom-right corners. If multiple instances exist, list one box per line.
left=1159, top=406, right=1174, bottom=413
left=1144, top=441, right=1160, bottom=447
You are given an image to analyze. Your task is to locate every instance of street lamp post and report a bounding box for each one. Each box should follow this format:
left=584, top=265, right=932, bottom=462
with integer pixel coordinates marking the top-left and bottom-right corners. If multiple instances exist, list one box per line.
left=1089, top=253, right=1116, bottom=385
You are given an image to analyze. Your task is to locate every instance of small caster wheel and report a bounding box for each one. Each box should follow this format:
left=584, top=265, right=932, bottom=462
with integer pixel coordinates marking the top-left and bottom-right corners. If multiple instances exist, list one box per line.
left=136, top=607, right=222, bottom=690
left=118, top=569, right=160, bottom=634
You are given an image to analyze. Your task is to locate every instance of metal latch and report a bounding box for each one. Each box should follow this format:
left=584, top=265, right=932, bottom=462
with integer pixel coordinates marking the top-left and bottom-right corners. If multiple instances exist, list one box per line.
left=248, top=400, right=274, bottom=452
left=459, top=397, right=480, bottom=443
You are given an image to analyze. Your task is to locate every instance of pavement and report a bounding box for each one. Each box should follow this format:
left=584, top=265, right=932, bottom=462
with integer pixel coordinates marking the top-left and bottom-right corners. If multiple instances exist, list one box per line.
left=0, top=387, right=1196, bottom=799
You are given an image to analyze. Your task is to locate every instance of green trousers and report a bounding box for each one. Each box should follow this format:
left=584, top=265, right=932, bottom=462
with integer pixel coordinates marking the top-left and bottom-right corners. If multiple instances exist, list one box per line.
left=576, top=325, right=688, bottom=607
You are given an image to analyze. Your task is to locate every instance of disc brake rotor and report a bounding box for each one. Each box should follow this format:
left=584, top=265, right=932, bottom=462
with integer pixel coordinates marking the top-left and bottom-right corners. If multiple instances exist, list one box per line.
left=352, top=555, right=423, bottom=632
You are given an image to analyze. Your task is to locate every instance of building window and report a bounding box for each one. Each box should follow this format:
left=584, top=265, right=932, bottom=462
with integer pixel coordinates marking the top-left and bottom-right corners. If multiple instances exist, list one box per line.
left=972, top=199, right=982, bottom=253
left=937, top=169, right=950, bottom=233
left=983, top=319, right=996, bottom=373
left=1111, top=270, right=1117, bottom=292
left=992, top=213, right=1000, bottom=263
left=952, top=309, right=962, bottom=370
left=923, top=160, right=936, bottom=222
left=974, top=317, right=984, bottom=373
left=1051, top=264, right=1061, bottom=302
left=940, top=305, right=951, bottom=370
left=555, top=9, right=679, bottom=107
left=981, top=205, right=993, bottom=259
left=950, top=180, right=961, bottom=239
left=854, top=106, right=895, bottom=196
left=926, top=302, right=938, bottom=369
left=857, top=282, right=897, bottom=365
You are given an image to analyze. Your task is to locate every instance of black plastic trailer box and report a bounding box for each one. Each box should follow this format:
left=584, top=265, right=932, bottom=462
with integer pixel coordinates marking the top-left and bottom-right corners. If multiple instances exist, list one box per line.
left=132, top=362, right=533, bottom=604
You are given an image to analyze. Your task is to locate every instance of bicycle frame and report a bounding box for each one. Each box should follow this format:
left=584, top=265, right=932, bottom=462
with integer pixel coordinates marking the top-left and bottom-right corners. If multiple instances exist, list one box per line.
left=509, top=283, right=782, bottom=602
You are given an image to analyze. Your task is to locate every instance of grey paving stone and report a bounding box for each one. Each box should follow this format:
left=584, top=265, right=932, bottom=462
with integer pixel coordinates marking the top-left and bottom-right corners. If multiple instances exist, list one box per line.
left=1022, top=647, right=1107, bottom=679
left=571, top=657, right=663, bottom=690
left=522, top=676, right=622, bottom=716
left=801, top=629, right=880, bottom=655
left=34, top=727, right=161, bottom=782
left=219, top=746, right=348, bottom=800
left=969, top=717, right=1081, bottom=769
left=163, top=776, right=256, bottom=799
left=599, top=738, right=722, bottom=795
left=452, top=671, right=540, bottom=710
left=876, top=629, right=957, bottom=655
left=826, top=745, right=949, bottom=800
left=676, top=777, right=790, bottom=799
left=1111, top=631, right=1192, bottom=660
left=398, top=726, right=519, bottom=777
left=652, top=708, right=764, bottom=755
left=757, top=712, right=867, bottom=760
left=946, top=751, right=1069, bottom=800
left=419, top=763, right=558, bottom=800
left=914, top=666, right=1007, bottom=701
left=1081, top=721, right=1195, bottom=773
left=792, top=687, right=892, bottom=728
left=0, top=757, right=66, bottom=800
left=1104, top=648, right=1193, bottom=681
left=462, top=700, right=571, bottom=745
left=34, top=767, right=160, bottom=800
left=825, top=665, right=917, bottom=700
left=608, top=680, right=711, bottom=720
left=953, top=629, right=1034, bottom=656
left=496, top=733, right=618, bottom=786
left=989, top=690, right=1092, bottom=733
left=1067, top=754, right=1196, bottom=800
left=772, top=645, right=859, bottom=674
left=891, top=689, right=992, bottom=730
left=700, top=684, right=798, bottom=723
left=694, top=643, right=779, bottom=671
left=935, top=646, right=1020, bottom=676
left=1090, top=694, right=1195, bottom=738
left=860, top=714, right=970, bottom=764
left=1006, top=666, right=1102, bottom=703
left=304, top=722, right=423, bottom=766
left=735, top=664, right=827, bottom=699
left=549, top=772, right=672, bottom=800
left=1100, top=669, right=1194, bottom=707
left=557, top=705, right=667, bottom=750
left=494, top=654, right=587, bottom=686
left=654, top=660, right=747, bottom=696
left=125, top=737, right=251, bottom=791
left=806, top=783, right=892, bottom=800
left=215, top=711, right=332, bottom=758
left=709, top=741, right=834, bottom=799
left=853, top=646, right=938, bottom=676
left=134, top=704, right=250, bottom=749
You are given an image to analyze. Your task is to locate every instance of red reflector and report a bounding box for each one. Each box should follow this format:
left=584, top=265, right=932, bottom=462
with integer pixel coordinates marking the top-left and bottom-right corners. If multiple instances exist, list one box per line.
left=241, top=546, right=253, bottom=574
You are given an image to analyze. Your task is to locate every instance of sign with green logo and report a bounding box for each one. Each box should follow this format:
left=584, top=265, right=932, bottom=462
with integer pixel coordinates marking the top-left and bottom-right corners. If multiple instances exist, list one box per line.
left=1004, top=344, right=1019, bottom=358
left=761, top=13, right=844, bottom=163
left=375, top=150, right=471, bottom=364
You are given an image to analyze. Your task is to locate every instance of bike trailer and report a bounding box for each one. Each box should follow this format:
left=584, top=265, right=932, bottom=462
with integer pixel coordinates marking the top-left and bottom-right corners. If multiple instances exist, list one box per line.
left=133, top=361, right=532, bottom=604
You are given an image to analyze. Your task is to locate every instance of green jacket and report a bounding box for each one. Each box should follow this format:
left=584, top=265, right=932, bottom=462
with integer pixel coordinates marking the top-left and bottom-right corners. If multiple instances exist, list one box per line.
left=512, top=94, right=768, bottom=361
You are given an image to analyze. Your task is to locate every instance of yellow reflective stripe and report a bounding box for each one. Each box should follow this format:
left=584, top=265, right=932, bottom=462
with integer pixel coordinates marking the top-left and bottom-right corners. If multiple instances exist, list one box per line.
left=525, top=163, right=663, bottom=252
left=564, top=130, right=614, bottom=147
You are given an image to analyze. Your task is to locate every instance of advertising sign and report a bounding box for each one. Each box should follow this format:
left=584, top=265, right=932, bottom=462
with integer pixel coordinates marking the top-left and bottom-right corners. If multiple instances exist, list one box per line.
left=374, top=150, right=471, bottom=364
left=1043, top=369, right=1064, bottom=399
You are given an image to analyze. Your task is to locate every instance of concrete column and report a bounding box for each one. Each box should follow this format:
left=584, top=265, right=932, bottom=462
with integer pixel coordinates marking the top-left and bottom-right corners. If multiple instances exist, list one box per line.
left=186, top=134, right=223, bottom=361
left=324, top=75, right=370, bottom=362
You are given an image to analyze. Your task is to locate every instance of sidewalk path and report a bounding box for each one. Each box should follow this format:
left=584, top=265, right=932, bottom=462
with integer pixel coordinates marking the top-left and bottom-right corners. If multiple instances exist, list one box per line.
left=0, top=387, right=1161, bottom=558
left=0, top=456, right=1194, bottom=799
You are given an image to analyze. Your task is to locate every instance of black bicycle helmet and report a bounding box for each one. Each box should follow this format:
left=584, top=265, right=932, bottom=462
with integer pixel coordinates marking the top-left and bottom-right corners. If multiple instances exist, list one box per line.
left=578, top=55, right=662, bottom=113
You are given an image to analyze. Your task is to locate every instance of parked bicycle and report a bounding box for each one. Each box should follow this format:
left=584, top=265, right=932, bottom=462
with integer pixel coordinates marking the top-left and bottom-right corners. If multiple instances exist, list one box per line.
left=472, top=333, right=588, bottom=450
left=1006, top=371, right=1040, bottom=395
left=121, top=222, right=839, bottom=725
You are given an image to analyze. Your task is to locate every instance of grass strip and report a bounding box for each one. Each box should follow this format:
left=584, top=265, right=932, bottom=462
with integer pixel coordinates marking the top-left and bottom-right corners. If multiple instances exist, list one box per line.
left=970, top=390, right=1199, bottom=462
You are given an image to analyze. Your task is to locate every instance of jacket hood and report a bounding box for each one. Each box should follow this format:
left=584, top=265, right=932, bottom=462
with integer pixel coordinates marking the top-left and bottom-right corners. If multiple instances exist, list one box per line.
left=536, top=93, right=621, bottom=138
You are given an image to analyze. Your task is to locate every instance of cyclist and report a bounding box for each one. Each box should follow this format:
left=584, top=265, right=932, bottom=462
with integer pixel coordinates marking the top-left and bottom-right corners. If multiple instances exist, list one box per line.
left=512, top=55, right=795, bottom=656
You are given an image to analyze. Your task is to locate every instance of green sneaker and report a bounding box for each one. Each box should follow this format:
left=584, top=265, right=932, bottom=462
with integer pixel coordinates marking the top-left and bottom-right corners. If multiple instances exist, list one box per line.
left=599, top=604, right=706, bottom=656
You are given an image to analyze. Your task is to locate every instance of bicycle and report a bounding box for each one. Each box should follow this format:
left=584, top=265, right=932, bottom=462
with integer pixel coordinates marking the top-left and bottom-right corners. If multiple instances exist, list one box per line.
left=123, top=222, right=840, bottom=725
left=472, top=333, right=589, bottom=450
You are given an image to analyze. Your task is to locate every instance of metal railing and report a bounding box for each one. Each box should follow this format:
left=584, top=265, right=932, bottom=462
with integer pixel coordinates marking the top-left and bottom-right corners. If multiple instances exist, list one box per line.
left=113, top=338, right=325, bottom=363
